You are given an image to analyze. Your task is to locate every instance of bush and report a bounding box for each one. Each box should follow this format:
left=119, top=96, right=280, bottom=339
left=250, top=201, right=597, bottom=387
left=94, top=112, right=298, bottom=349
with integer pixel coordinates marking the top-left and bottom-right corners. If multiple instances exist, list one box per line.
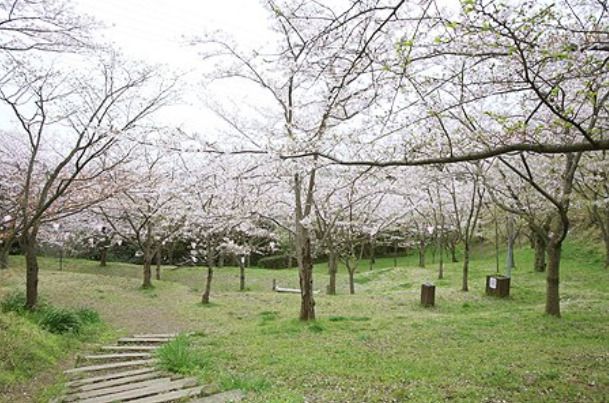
left=0, top=292, right=27, bottom=314
left=38, top=307, right=82, bottom=334
left=0, top=292, right=100, bottom=334
left=257, top=255, right=294, bottom=270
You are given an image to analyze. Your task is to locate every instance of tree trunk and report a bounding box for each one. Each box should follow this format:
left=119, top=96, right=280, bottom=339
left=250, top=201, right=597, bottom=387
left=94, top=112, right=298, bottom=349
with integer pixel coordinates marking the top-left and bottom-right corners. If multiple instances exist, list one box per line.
left=100, top=246, right=107, bottom=267
left=545, top=240, right=562, bottom=317
left=327, top=250, right=337, bottom=295
left=294, top=172, right=316, bottom=321
left=461, top=241, right=470, bottom=291
left=218, top=252, right=224, bottom=268
left=23, top=234, right=40, bottom=309
left=418, top=239, right=425, bottom=268
left=533, top=232, right=547, bottom=272
left=202, top=265, right=213, bottom=304
left=142, top=253, right=152, bottom=289
left=347, top=266, right=355, bottom=295
left=0, top=242, right=9, bottom=270
left=155, top=248, right=161, bottom=280
left=298, top=235, right=316, bottom=320
left=239, top=255, right=245, bottom=291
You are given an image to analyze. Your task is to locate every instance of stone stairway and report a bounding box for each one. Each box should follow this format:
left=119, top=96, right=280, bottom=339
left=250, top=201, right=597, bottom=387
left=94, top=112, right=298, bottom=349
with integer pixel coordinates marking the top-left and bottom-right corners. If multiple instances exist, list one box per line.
left=57, top=333, right=243, bottom=403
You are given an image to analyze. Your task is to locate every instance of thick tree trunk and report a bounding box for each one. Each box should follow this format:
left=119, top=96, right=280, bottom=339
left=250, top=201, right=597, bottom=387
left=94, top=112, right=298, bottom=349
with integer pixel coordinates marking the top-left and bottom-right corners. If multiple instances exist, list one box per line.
left=327, top=250, right=337, bottom=295
left=23, top=234, right=40, bottom=309
left=100, top=246, right=107, bottom=267
left=239, top=256, right=245, bottom=291
left=202, top=265, right=213, bottom=304
left=462, top=241, right=470, bottom=291
left=533, top=233, right=547, bottom=272
left=545, top=240, right=562, bottom=317
left=418, top=239, right=425, bottom=268
left=142, top=254, right=153, bottom=289
left=155, top=249, right=161, bottom=280
left=298, top=235, right=315, bottom=320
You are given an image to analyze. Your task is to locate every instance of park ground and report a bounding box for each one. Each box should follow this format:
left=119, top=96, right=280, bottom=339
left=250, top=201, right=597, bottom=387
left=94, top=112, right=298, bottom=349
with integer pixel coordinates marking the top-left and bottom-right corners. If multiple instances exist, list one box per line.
left=1, top=240, right=608, bottom=402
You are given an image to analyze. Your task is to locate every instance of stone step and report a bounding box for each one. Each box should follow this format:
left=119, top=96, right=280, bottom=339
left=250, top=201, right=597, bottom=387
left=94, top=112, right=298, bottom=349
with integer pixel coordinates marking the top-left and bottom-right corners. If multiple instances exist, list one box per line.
left=64, top=359, right=156, bottom=375
left=65, top=377, right=172, bottom=401
left=65, top=368, right=157, bottom=388
left=78, top=378, right=198, bottom=403
left=68, top=371, right=163, bottom=393
left=128, top=385, right=205, bottom=403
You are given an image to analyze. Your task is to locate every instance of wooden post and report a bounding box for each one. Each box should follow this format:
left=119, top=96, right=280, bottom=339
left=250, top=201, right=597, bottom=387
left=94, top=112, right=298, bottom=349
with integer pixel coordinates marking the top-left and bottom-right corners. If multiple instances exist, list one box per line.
left=420, top=283, right=435, bottom=307
left=272, top=279, right=276, bottom=291
left=486, top=275, right=510, bottom=297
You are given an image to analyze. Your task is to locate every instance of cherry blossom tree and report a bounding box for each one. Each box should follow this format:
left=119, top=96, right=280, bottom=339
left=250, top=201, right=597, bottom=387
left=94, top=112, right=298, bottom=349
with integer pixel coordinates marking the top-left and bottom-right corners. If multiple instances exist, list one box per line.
left=1, top=55, right=175, bottom=308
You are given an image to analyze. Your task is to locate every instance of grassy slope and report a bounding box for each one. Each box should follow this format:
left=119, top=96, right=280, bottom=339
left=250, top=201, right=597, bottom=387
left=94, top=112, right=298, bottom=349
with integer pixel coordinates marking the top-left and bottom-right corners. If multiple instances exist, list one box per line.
left=1, top=240, right=608, bottom=402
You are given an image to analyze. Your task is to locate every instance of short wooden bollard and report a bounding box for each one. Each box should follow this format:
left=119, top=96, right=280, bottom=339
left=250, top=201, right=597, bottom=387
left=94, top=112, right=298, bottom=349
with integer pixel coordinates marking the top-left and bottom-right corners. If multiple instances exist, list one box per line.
left=421, top=283, right=435, bottom=307
left=486, top=275, right=510, bottom=297
left=272, top=279, right=276, bottom=291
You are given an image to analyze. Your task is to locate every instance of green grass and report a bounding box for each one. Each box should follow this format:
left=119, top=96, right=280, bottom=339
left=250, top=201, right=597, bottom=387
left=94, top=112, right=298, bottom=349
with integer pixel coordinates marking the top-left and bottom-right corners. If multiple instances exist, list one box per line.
left=1, top=239, right=608, bottom=402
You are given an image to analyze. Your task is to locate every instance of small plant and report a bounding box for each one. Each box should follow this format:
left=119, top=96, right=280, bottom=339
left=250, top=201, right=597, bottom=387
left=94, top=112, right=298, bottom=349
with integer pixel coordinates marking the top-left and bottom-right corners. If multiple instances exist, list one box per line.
left=38, top=307, right=82, bottom=334
left=76, top=307, right=101, bottom=324
left=0, top=292, right=27, bottom=314
left=156, top=334, right=209, bottom=375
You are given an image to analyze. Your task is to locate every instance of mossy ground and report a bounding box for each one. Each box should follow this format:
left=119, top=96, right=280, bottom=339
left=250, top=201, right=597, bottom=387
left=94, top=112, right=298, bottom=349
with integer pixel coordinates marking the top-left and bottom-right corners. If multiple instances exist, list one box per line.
left=1, top=240, right=608, bottom=402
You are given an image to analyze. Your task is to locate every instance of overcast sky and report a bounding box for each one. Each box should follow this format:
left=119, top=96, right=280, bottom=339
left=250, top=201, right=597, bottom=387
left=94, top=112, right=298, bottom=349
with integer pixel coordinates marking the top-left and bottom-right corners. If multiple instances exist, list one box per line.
left=71, top=0, right=276, bottom=135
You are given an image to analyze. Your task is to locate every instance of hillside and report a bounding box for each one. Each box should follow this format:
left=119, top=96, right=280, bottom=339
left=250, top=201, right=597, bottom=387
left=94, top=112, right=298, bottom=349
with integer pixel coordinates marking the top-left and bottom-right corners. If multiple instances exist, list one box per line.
left=1, top=242, right=608, bottom=402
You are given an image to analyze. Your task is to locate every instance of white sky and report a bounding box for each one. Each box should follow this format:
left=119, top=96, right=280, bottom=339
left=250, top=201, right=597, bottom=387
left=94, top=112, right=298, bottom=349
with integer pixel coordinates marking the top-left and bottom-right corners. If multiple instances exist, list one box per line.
left=72, top=0, right=276, bottom=135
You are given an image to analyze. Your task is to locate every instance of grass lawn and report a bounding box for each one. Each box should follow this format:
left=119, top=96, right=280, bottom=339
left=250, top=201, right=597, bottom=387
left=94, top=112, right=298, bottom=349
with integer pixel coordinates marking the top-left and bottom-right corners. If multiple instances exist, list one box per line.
left=1, top=240, right=608, bottom=402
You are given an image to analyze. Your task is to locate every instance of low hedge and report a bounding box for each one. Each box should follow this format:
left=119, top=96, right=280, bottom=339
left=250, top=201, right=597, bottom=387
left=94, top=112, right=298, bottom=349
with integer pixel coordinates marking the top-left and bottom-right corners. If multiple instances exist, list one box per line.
left=257, top=254, right=295, bottom=270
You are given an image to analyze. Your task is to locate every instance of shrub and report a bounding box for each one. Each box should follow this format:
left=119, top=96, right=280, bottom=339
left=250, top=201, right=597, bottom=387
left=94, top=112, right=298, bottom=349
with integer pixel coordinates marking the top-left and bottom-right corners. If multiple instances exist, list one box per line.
left=0, top=292, right=27, bottom=314
left=37, top=307, right=83, bottom=334
left=257, top=255, right=294, bottom=270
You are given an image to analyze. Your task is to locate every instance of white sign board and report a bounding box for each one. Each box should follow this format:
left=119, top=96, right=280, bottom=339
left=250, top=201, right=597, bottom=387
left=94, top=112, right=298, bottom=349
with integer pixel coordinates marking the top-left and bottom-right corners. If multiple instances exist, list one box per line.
left=489, top=277, right=497, bottom=289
